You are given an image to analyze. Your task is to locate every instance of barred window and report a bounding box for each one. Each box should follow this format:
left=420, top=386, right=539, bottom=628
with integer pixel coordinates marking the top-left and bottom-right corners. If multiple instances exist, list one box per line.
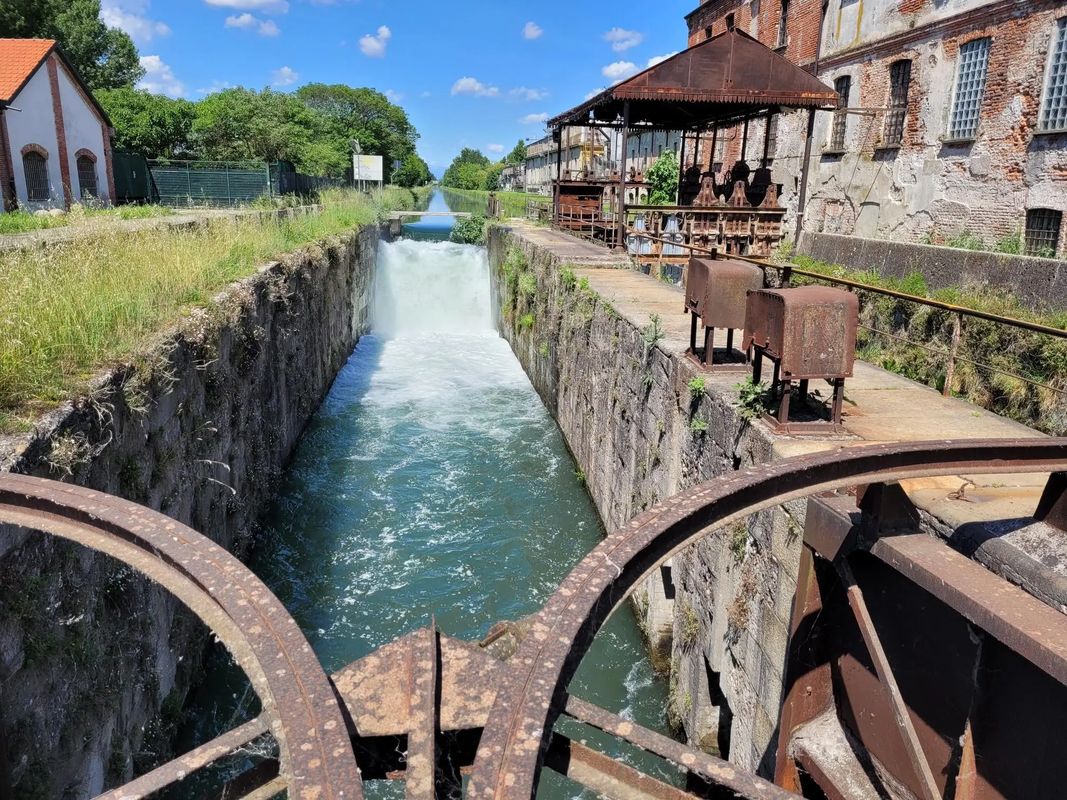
left=1025, top=208, right=1062, bottom=257
left=1039, top=18, right=1067, bottom=131
left=948, top=38, right=990, bottom=140
left=765, top=113, right=778, bottom=159
left=883, top=60, right=912, bottom=146
left=776, top=0, right=790, bottom=48
left=23, top=151, right=48, bottom=201
left=830, top=75, right=851, bottom=151
left=77, top=154, right=98, bottom=199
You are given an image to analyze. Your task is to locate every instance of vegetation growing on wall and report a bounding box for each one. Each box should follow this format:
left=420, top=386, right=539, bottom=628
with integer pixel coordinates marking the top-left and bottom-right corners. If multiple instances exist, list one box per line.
left=0, top=187, right=421, bottom=432
left=788, top=254, right=1067, bottom=435
left=449, top=214, right=487, bottom=245
left=646, top=150, right=679, bottom=206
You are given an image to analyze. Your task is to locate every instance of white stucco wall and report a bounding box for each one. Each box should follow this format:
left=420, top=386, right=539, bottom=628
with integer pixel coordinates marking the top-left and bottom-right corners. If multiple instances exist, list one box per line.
left=5, top=64, right=64, bottom=209
left=56, top=63, right=109, bottom=203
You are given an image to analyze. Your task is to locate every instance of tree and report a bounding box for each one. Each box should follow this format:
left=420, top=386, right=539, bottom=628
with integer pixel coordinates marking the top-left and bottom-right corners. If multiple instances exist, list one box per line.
left=191, top=88, right=320, bottom=166
left=484, top=161, right=506, bottom=191
left=0, top=0, right=143, bottom=90
left=392, top=152, right=432, bottom=187
left=295, top=84, right=419, bottom=181
left=441, top=148, right=491, bottom=189
left=505, top=139, right=527, bottom=166
left=646, top=150, right=679, bottom=205
left=96, top=88, right=195, bottom=157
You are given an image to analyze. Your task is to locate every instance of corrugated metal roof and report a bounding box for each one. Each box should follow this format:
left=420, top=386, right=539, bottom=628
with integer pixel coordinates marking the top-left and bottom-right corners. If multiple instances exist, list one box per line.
left=0, top=39, right=55, bottom=103
left=549, top=28, right=838, bottom=128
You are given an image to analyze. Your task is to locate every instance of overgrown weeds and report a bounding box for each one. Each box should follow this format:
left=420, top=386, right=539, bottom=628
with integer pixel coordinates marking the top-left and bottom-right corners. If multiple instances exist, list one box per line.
left=0, top=187, right=417, bottom=431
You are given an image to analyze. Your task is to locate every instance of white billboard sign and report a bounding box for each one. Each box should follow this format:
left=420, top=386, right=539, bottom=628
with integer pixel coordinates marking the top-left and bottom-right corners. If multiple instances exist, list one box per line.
left=353, top=154, right=384, bottom=182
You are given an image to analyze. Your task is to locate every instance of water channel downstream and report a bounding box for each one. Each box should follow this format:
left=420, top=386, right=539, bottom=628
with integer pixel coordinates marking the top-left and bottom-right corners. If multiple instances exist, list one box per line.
left=176, top=191, right=671, bottom=798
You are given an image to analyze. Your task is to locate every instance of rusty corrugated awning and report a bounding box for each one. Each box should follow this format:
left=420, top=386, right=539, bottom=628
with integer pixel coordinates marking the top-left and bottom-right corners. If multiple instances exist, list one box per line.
left=548, top=28, right=838, bottom=129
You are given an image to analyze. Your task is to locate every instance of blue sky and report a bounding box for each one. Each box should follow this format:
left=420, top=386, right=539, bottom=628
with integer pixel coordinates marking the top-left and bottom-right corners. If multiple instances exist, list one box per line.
left=100, top=0, right=696, bottom=175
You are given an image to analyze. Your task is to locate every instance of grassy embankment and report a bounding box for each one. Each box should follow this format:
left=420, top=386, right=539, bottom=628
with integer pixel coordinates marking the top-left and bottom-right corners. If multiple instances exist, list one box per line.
left=0, top=186, right=427, bottom=433
left=0, top=204, right=174, bottom=236
left=783, top=250, right=1067, bottom=435
left=438, top=187, right=547, bottom=218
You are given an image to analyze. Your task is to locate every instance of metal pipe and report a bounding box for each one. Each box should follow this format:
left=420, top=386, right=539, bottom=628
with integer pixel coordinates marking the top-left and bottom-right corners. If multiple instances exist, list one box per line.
left=616, top=102, right=631, bottom=251
left=553, top=126, right=564, bottom=225
left=793, top=107, right=816, bottom=241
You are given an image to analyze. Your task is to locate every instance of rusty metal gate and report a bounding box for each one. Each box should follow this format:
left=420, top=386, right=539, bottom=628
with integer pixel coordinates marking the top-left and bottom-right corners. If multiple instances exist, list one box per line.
left=1, top=437, right=1065, bottom=799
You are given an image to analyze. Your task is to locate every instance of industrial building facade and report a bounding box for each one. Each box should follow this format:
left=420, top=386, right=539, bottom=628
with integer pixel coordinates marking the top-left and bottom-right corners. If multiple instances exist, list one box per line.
left=685, top=0, right=1067, bottom=256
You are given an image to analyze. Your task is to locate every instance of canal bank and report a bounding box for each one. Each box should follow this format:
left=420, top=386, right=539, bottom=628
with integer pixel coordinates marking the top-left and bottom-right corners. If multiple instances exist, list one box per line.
left=487, top=221, right=1058, bottom=776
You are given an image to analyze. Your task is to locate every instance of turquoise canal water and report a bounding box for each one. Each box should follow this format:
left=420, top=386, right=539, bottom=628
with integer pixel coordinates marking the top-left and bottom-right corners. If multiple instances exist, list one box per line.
left=174, top=192, right=673, bottom=798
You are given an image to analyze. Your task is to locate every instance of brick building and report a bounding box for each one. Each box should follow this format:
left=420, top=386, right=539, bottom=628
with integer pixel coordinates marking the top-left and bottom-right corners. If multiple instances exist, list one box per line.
left=684, top=0, right=1067, bottom=256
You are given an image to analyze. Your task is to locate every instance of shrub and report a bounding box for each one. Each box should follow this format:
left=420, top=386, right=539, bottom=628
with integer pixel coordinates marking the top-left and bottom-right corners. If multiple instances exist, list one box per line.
left=449, top=213, right=487, bottom=245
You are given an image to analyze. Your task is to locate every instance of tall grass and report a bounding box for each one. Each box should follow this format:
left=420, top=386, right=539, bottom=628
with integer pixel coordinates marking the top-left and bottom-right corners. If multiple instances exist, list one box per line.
left=0, top=187, right=420, bottom=430
left=0, top=204, right=173, bottom=236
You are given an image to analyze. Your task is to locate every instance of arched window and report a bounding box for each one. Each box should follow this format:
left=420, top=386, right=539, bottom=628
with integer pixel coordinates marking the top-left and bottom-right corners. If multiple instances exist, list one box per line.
left=77, top=152, right=98, bottom=199
left=23, top=150, right=49, bottom=201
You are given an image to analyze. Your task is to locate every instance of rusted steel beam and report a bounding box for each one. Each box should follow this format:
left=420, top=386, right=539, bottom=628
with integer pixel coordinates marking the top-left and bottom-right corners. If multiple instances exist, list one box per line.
left=467, top=438, right=1067, bottom=799
left=835, top=559, right=941, bottom=800
left=871, top=533, right=1067, bottom=686
left=564, top=696, right=797, bottom=799
left=543, top=734, right=698, bottom=800
left=0, top=474, right=362, bottom=800
left=405, top=623, right=439, bottom=799
left=93, top=716, right=269, bottom=800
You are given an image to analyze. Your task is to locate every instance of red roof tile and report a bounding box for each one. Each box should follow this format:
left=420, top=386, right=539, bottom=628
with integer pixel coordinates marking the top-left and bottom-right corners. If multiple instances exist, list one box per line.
left=0, top=39, right=55, bottom=103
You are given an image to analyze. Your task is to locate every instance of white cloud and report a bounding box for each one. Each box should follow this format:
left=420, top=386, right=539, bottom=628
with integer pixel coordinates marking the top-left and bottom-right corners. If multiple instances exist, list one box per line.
left=604, top=27, right=643, bottom=52
left=602, top=61, right=638, bottom=81
left=510, top=87, right=548, bottom=101
left=271, top=65, right=299, bottom=87
left=451, top=77, right=499, bottom=97
left=520, top=112, right=549, bottom=125
left=359, top=25, right=391, bottom=57
left=585, top=87, right=606, bottom=100
left=385, top=89, right=404, bottom=103
left=137, top=54, right=185, bottom=97
left=196, top=80, right=234, bottom=96
left=523, top=21, right=543, bottom=40
left=225, top=12, right=279, bottom=35
left=420, top=90, right=432, bottom=98
left=487, top=143, right=505, bottom=154
left=646, top=51, right=678, bottom=68
left=101, top=1, right=171, bottom=44
left=204, top=0, right=289, bottom=12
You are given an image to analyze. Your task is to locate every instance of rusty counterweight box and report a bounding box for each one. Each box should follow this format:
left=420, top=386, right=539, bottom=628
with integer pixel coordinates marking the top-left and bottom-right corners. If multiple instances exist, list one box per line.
left=686, top=257, right=763, bottom=329
left=743, top=286, right=859, bottom=380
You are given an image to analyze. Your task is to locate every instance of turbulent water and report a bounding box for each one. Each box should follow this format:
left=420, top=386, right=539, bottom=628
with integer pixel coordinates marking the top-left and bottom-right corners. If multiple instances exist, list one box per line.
left=174, top=194, right=672, bottom=797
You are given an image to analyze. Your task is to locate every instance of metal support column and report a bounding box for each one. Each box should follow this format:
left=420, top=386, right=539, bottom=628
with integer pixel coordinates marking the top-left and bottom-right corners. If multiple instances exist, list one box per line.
left=794, top=108, right=817, bottom=241
left=616, top=102, right=631, bottom=251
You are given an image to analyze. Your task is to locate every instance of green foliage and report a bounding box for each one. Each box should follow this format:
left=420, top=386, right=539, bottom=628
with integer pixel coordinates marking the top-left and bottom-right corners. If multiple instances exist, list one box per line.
left=679, top=601, right=700, bottom=648
left=574, top=467, right=586, bottom=486
left=560, top=266, right=577, bottom=291
left=96, top=88, right=195, bottom=157
left=729, top=523, right=749, bottom=562
left=642, top=314, right=665, bottom=349
left=506, top=139, right=528, bottom=165
left=995, top=231, right=1023, bottom=255
left=735, top=378, right=767, bottom=421
left=689, top=419, right=709, bottom=434
left=538, top=341, right=550, bottom=358
left=518, top=271, right=537, bottom=298
left=519, top=312, right=535, bottom=331
left=448, top=214, right=488, bottom=245
left=0, top=205, right=170, bottom=235
left=646, top=150, right=680, bottom=206
left=442, top=148, right=492, bottom=190
left=944, top=230, right=986, bottom=251
left=688, top=376, right=706, bottom=399
left=0, top=0, right=143, bottom=90
left=484, top=162, right=507, bottom=192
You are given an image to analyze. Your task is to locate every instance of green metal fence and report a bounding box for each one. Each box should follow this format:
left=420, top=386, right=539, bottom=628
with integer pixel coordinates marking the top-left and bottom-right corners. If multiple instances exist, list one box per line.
left=149, top=160, right=272, bottom=207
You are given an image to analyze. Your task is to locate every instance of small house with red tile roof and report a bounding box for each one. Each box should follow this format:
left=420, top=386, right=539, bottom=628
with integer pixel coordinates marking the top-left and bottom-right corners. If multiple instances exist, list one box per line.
left=0, top=38, right=115, bottom=211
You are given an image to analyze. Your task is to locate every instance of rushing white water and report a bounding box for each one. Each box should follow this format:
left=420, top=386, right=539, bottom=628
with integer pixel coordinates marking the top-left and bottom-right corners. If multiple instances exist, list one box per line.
left=177, top=227, right=673, bottom=799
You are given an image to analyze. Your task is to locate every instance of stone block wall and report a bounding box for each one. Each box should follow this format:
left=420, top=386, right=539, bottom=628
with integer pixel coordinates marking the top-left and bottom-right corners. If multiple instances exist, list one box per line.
left=487, top=225, right=806, bottom=776
left=0, top=225, right=378, bottom=797
left=798, top=230, right=1067, bottom=311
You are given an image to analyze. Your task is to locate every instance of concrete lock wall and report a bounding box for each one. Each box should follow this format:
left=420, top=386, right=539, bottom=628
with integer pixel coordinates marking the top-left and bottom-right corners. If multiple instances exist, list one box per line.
left=487, top=225, right=806, bottom=774
left=0, top=225, right=378, bottom=796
